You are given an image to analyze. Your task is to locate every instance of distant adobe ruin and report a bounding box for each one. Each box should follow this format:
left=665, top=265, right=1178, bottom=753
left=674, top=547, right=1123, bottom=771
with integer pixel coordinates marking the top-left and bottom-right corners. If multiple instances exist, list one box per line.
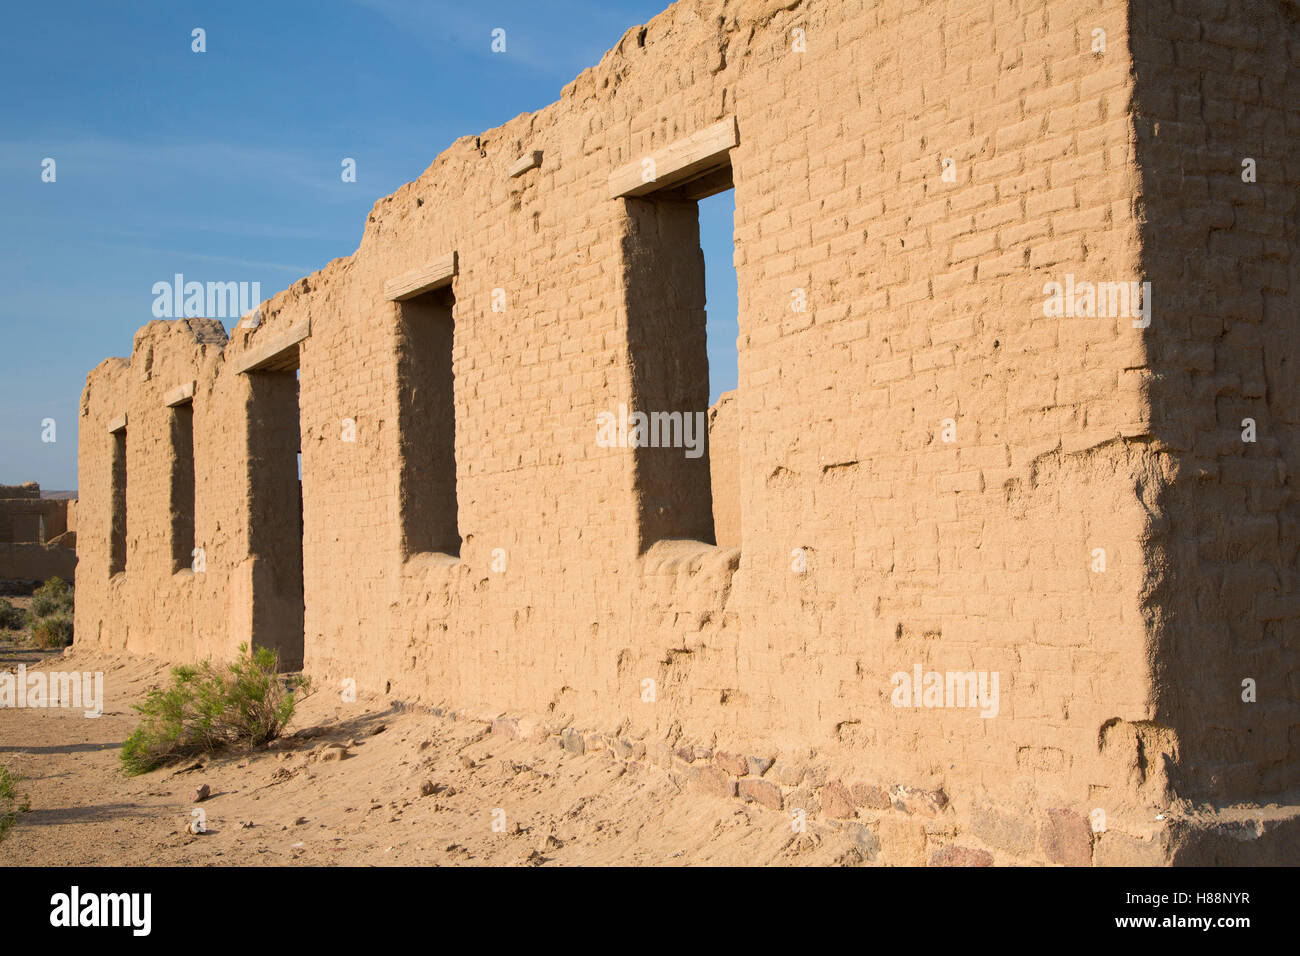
left=0, top=483, right=76, bottom=591
left=76, top=0, right=1300, bottom=863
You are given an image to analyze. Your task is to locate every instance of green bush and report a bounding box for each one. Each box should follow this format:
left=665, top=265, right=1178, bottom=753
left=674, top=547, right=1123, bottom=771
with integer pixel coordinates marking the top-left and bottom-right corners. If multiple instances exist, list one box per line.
left=31, top=577, right=73, bottom=618
left=121, top=644, right=311, bottom=776
left=32, top=613, right=73, bottom=649
left=0, top=764, right=29, bottom=843
left=0, top=599, right=27, bottom=632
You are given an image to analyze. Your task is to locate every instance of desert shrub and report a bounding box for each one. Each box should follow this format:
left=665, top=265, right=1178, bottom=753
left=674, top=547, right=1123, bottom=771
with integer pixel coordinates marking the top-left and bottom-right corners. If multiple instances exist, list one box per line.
left=32, top=613, right=74, bottom=648
left=121, top=643, right=311, bottom=776
left=0, top=599, right=26, bottom=632
left=0, top=764, right=29, bottom=843
left=31, top=577, right=73, bottom=618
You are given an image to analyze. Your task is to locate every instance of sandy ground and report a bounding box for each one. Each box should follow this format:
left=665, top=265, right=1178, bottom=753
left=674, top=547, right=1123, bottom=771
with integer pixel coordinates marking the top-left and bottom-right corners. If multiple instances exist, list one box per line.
left=0, top=643, right=869, bottom=866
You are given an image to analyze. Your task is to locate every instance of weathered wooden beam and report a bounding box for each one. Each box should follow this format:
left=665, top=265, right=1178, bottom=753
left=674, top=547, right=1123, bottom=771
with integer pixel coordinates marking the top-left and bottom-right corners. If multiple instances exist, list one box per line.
left=608, top=117, right=738, bottom=199
left=384, top=252, right=458, bottom=302
left=107, top=414, right=127, bottom=434
left=661, top=164, right=736, bottom=202
left=508, top=150, right=543, bottom=178
left=233, top=318, right=311, bottom=374
left=163, top=380, right=196, bottom=407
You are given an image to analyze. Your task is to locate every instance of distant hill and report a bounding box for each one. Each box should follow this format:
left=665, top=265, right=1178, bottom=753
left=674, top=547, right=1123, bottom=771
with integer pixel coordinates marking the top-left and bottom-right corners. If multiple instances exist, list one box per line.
left=40, top=490, right=77, bottom=500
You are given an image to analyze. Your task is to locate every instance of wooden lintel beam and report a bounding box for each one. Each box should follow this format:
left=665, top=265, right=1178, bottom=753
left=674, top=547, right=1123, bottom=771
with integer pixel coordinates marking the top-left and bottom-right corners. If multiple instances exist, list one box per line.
left=384, top=252, right=458, bottom=302
left=233, top=318, right=311, bottom=374
left=608, top=117, right=738, bottom=199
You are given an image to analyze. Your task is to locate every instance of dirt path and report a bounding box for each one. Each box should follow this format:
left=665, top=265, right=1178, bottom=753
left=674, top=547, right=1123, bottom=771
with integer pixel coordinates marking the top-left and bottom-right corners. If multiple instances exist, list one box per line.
left=0, top=645, right=867, bottom=866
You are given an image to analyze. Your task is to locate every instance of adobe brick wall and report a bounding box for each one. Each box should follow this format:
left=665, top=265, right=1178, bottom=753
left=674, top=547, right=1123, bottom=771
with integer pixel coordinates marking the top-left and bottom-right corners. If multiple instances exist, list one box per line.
left=0, top=482, right=76, bottom=585
left=0, top=488, right=72, bottom=544
left=78, top=320, right=238, bottom=660
left=74, top=0, right=1298, bottom=861
left=1127, top=0, right=1300, bottom=804
left=708, top=390, right=740, bottom=548
left=0, top=544, right=77, bottom=588
left=0, top=484, right=41, bottom=500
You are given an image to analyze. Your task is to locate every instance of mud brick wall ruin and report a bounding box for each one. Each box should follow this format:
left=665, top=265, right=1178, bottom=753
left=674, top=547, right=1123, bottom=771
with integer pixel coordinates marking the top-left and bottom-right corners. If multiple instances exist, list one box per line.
left=0, top=483, right=76, bottom=588
left=76, top=0, right=1299, bottom=863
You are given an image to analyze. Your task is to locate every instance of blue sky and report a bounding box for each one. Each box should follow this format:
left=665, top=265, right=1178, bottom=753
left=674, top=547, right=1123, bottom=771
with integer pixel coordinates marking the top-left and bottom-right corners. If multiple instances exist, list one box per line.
left=0, top=0, right=739, bottom=491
